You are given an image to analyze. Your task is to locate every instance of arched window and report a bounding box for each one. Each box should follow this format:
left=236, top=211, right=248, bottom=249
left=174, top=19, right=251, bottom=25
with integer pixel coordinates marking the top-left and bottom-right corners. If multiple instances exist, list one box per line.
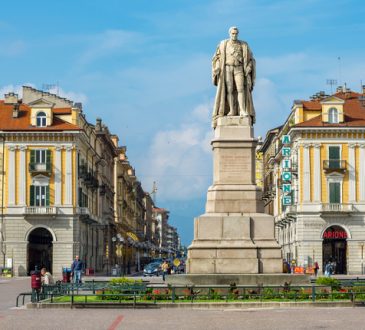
left=36, top=112, right=47, bottom=127
left=328, top=108, right=339, bottom=124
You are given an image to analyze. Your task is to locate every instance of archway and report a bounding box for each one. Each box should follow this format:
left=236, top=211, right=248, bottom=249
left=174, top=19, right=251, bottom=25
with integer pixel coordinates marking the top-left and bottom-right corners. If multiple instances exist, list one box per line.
left=322, top=225, right=347, bottom=274
left=27, top=227, right=53, bottom=274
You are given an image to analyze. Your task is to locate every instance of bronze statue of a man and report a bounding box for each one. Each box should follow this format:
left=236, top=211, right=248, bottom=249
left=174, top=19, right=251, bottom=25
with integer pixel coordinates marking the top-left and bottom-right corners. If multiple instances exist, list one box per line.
left=212, top=27, right=256, bottom=126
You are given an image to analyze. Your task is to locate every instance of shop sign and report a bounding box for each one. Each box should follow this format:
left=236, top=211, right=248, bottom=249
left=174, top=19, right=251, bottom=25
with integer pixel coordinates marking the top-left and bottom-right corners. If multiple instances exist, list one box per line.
left=281, top=134, right=292, bottom=206
left=323, top=229, right=347, bottom=239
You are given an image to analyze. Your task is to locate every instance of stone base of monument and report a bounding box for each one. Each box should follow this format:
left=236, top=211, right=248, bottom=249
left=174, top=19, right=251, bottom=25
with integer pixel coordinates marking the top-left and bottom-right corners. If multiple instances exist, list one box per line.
left=187, top=213, right=283, bottom=274
left=186, top=116, right=284, bottom=279
left=166, top=274, right=311, bottom=286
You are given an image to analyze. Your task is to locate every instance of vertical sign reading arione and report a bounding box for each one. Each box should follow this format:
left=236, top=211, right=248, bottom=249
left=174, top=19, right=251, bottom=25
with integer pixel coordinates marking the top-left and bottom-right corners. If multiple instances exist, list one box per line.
left=281, top=135, right=292, bottom=206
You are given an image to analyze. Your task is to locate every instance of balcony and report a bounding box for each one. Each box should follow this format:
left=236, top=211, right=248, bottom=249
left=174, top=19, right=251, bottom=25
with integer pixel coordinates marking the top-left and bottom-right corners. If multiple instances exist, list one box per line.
left=25, top=207, right=57, bottom=215
left=321, top=203, right=354, bottom=213
left=75, top=207, right=90, bottom=216
left=29, top=162, right=52, bottom=174
left=323, top=160, right=346, bottom=172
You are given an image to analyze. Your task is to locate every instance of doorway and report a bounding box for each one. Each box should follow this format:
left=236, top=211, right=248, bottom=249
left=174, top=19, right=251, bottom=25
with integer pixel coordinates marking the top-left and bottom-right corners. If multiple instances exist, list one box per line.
left=322, top=225, right=347, bottom=274
left=27, top=227, right=53, bottom=274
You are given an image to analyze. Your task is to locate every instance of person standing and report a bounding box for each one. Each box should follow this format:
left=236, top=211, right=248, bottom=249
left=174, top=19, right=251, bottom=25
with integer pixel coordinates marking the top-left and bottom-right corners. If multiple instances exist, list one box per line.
left=40, top=267, right=54, bottom=285
left=314, top=261, right=319, bottom=277
left=161, top=260, right=169, bottom=281
left=71, top=255, right=84, bottom=284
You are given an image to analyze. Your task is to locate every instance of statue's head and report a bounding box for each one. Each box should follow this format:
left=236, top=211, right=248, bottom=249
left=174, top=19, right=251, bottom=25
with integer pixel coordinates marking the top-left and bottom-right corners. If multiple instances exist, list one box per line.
left=229, top=26, right=239, bottom=41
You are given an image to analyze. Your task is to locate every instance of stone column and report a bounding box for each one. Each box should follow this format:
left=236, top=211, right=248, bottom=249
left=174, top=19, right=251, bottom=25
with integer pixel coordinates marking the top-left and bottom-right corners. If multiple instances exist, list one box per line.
left=54, top=146, right=63, bottom=205
left=8, top=146, right=16, bottom=206
left=348, top=144, right=356, bottom=202
left=303, top=144, right=311, bottom=202
left=65, top=146, right=73, bottom=205
left=313, top=144, right=321, bottom=202
left=18, top=146, right=27, bottom=206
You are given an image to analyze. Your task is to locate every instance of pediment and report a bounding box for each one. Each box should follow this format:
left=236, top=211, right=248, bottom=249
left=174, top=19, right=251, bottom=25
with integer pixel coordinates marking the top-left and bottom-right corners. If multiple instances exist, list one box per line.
left=320, top=96, right=345, bottom=105
left=32, top=174, right=50, bottom=185
left=28, top=98, right=55, bottom=108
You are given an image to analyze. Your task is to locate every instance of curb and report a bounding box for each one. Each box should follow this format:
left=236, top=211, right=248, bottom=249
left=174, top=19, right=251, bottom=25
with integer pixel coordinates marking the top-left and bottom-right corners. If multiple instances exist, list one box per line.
left=27, top=301, right=354, bottom=310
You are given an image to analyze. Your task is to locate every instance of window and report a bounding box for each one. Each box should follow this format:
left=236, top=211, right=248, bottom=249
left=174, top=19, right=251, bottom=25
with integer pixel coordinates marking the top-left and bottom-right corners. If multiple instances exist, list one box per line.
left=30, top=185, right=50, bottom=206
left=328, top=108, right=339, bottom=124
left=329, top=182, right=341, bottom=204
left=328, top=146, right=340, bottom=169
left=36, top=112, right=47, bottom=127
left=29, top=149, right=51, bottom=172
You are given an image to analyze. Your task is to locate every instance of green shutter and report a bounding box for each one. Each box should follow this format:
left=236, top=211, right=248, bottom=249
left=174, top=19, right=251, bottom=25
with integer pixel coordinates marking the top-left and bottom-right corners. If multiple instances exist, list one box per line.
left=30, top=150, right=35, bottom=171
left=30, top=185, right=35, bottom=206
left=329, top=182, right=341, bottom=203
left=329, top=147, right=340, bottom=168
left=329, top=147, right=340, bottom=160
left=46, top=150, right=51, bottom=171
left=45, top=186, right=50, bottom=206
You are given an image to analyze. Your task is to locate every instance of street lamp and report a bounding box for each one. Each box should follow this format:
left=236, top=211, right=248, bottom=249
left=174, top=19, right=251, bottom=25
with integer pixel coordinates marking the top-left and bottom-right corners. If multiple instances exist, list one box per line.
left=111, top=235, right=125, bottom=276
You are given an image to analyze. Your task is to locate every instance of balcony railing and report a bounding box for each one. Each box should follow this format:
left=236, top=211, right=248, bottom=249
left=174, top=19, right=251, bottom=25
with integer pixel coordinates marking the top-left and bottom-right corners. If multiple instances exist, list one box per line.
left=323, top=160, right=346, bottom=171
left=29, top=162, right=52, bottom=173
left=75, top=207, right=90, bottom=215
left=321, top=203, right=354, bottom=213
left=25, top=207, right=57, bottom=215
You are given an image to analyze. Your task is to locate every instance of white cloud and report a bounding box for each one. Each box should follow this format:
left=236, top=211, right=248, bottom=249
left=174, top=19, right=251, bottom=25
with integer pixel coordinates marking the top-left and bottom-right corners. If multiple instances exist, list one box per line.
left=77, top=29, right=142, bottom=66
left=47, top=86, right=88, bottom=105
left=0, top=83, right=34, bottom=98
left=0, top=84, right=87, bottom=105
left=139, top=102, right=213, bottom=201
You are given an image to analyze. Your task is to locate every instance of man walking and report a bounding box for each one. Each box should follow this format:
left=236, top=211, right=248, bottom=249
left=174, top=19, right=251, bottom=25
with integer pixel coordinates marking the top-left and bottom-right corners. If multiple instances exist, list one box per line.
left=71, top=255, right=84, bottom=284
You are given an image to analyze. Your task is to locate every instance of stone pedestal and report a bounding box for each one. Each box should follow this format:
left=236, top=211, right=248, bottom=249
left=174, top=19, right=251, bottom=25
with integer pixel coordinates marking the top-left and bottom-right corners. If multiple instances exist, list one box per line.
left=187, top=116, right=282, bottom=276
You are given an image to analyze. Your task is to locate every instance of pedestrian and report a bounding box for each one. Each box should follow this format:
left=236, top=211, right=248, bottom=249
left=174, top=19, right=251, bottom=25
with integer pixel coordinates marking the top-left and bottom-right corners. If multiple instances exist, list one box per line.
left=40, top=267, right=54, bottom=285
left=71, top=255, right=84, bottom=284
left=314, top=261, right=319, bottom=277
left=161, top=260, right=169, bottom=281
left=325, top=261, right=333, bottom=277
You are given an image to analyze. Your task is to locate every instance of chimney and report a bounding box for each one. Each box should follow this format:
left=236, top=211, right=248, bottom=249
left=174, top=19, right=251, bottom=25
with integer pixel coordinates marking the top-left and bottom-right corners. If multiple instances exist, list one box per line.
left=4, top=92, right=18, bottom=104
left=363, top=85, right=365, bottom=95
left=336, top=86, right=343, bottom=93
left=12, top=100, right=21, bottom=118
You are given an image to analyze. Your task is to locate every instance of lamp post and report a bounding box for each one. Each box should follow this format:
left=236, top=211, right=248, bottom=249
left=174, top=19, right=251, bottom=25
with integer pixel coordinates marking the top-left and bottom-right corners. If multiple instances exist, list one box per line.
left=111, top=234, right=125, bottom=276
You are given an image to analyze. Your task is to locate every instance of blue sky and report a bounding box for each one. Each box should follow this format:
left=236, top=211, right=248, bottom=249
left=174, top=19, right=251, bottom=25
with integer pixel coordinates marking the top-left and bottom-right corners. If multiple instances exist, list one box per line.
left=1, top=0, right=365, bottom=245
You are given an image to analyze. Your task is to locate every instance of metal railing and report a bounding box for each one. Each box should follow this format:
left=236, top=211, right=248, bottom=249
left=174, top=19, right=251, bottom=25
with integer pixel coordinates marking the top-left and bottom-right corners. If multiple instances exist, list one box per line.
left=321, top=203, right=354, bottom=212
left=75, top=207, right=90, bottom=215
left=25, top=207, right=57, bottom=215
left=18, top=280, right=365, bottom=307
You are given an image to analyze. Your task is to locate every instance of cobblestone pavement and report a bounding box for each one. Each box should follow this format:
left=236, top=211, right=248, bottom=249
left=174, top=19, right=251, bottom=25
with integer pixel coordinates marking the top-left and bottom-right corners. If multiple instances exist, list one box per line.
left=0, top=307, right=364, bottom=330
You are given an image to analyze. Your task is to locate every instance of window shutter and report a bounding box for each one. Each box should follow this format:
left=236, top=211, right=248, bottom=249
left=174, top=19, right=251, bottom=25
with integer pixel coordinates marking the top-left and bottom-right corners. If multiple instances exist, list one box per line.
left=30, top=150, right=35, bottom=164
left=78, top=188, right=82, bottom=207
left=45, top=186, right=50, bottom=206
left=46, top=150, right=52, bottom=171
left=329, top=147, right=340, bottom=160
left=329, top=182, right=341, bottom=203
left=30, top=185, right=35, bottom=206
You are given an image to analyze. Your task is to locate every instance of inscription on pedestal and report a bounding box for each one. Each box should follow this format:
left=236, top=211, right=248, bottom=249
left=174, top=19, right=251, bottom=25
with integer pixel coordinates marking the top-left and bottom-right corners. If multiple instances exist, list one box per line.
left=221, top=155, right=249, bottom=180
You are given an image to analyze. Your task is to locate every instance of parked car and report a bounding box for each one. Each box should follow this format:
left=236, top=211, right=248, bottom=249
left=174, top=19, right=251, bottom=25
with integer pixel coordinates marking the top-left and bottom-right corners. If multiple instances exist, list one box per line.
left=143, top=262, right=162, bottom=276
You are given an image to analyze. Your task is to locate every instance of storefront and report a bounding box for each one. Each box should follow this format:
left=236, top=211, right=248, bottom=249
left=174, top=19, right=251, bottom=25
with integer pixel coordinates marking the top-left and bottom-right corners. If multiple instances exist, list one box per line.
left=322, top=225, right=347, bottom=274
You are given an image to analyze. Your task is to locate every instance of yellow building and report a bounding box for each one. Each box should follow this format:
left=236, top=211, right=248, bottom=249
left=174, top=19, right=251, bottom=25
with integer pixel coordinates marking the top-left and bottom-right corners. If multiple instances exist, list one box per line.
left=0, top=87, right=117, bottom=276
left=261, top=86, right=365, bottom=274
